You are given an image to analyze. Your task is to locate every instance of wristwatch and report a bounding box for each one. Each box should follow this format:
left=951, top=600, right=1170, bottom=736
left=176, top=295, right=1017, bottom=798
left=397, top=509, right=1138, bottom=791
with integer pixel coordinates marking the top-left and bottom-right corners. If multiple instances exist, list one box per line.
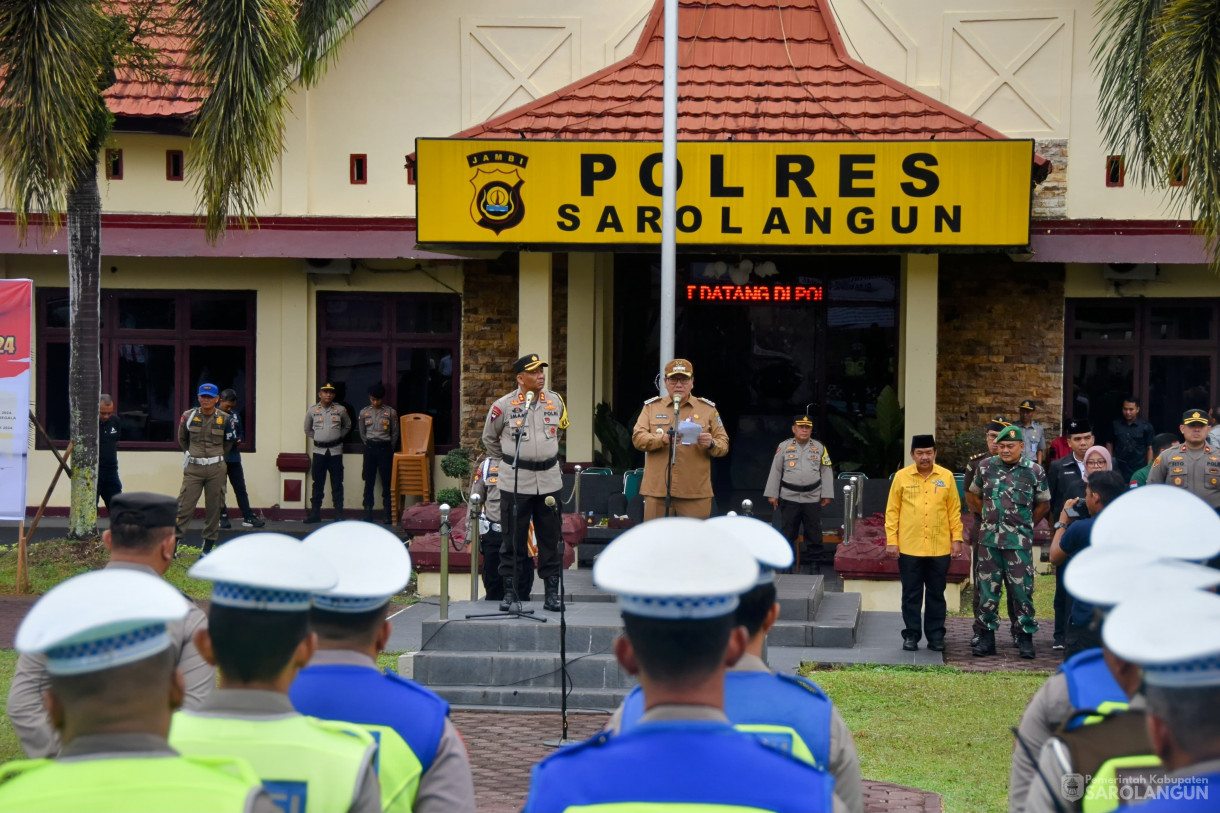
left=1053, top=521, right=1067, bottom=530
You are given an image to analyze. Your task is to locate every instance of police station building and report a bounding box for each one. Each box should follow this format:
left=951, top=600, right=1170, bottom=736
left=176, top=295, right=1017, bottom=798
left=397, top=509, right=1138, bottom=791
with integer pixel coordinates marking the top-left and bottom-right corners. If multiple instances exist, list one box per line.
left=5, top=0, right=1216, bottom=515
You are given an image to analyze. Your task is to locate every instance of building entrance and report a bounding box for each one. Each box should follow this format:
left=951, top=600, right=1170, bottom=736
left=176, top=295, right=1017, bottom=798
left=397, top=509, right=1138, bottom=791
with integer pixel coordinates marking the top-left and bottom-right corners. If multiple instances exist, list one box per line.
left=614, top=254, right=900, bottom=514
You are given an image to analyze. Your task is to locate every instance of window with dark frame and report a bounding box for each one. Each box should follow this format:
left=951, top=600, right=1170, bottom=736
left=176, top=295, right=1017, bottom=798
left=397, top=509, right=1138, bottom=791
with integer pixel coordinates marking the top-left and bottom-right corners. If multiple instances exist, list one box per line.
left=316, top=292, right=460, bottom=450
left=36, top=289, right=257, bottom=450
left=166, top=150, right=184, bottom=181
left=105, top=149, right=123, bottom=180
left=1105, top=155, right=1125, bottom=188
left=1169, top=156, right=1188, bottom=187
left=350, top=154, right=367, bottom=185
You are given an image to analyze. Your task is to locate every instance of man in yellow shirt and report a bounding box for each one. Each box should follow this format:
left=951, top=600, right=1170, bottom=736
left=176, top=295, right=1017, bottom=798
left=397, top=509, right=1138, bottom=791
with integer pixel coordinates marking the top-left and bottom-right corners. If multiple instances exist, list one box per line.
left=884, top=434, right=965, bottom=652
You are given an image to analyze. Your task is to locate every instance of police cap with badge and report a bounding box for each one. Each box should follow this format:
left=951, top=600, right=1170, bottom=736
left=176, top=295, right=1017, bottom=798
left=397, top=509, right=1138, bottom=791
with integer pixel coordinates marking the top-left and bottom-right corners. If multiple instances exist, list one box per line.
left=514, top=354, right=548, bottom=374
left=304, top=521, right=410, bottom=614
left=1182, top=409, right=1209, bottom=426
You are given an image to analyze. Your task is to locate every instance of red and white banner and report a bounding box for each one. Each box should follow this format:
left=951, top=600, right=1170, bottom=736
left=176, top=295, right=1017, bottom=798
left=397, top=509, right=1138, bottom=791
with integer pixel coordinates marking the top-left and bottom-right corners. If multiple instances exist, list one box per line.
left=0, top=280, right=32, bottom=521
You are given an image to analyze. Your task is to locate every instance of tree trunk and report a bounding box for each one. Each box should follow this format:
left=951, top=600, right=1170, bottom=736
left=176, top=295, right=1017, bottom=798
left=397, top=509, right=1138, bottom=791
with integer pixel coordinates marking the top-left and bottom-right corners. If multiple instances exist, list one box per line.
left=66, top=157, right=101, bottom=538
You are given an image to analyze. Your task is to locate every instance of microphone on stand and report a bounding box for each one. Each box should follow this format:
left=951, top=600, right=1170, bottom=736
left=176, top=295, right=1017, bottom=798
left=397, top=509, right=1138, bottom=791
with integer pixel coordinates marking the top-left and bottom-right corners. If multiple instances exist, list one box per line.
left=544, top=495, right=558, bottom=514
left=526, top=390, right=536, bottom=407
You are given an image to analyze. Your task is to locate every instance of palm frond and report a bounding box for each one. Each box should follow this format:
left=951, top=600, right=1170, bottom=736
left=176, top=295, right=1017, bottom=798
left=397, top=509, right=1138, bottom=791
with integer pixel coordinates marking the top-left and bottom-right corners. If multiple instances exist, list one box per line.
left=179, top=0, right=300, bottom=239
left=1091, top=0, right=1166, bottom=187
left=0, top=0, right=110, bottom=238
left=1143, top=0, right=1220, bottom=265
left=296, top=0, right=366, bottom=87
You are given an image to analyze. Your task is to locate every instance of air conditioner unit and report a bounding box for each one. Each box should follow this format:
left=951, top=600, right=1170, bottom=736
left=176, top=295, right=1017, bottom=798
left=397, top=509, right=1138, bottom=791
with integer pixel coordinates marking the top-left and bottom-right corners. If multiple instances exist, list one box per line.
left=303, top=258, right=353, bottom=275
left=1103, top=263, right=1158, bottom=281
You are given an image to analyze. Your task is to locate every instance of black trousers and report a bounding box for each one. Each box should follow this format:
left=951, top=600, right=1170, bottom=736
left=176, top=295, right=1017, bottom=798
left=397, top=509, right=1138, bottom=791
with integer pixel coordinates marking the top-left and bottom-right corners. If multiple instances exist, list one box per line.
left=362, top=442, right=393, bottom=509
left=499, top=490, right=562, bottom=581
left=98, top=470, right=122, bottom=511
left=310, top=452, right=344, bottom=511
left=481, top=530, right=536, bottom=600
left=779, top=499, right=823, bottom=561
left=221, top=459, right=254, bottom=518
left=1053, top=565, right=1067, bottom=642
left=1066, top=619, right=1102, bottom=657
left=898, top=553, right=950, bottom=643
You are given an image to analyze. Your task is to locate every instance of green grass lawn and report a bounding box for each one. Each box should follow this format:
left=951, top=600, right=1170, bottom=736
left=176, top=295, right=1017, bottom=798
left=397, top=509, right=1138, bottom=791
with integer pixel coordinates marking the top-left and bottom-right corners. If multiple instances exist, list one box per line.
left=802, top=663, right=1049, bottom=813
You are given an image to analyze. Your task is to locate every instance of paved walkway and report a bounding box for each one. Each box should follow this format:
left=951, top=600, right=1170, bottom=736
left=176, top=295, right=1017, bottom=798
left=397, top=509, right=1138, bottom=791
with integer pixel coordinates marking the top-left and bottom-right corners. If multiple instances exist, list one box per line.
left=456, top=709, right=942, bottom=813
left=942, top=617, right=1062, bottom=672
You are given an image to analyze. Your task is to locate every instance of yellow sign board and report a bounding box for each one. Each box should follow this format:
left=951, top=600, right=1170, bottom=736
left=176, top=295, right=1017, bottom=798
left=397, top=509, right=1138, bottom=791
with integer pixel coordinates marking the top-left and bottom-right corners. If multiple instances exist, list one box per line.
left=415, top=139, right=1033, bottom=249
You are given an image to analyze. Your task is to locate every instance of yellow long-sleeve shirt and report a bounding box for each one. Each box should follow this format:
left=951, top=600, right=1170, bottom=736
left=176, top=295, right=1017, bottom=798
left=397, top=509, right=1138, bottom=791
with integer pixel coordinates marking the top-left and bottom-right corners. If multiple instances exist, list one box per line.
left=884, top=463, right=964, bottom=557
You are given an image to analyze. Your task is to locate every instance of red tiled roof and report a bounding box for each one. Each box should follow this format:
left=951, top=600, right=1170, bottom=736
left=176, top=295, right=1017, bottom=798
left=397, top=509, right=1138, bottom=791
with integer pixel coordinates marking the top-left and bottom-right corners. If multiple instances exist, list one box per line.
left=454, top=0, right=1014, bottom=143
left=102, top=2, right=205, bottom=118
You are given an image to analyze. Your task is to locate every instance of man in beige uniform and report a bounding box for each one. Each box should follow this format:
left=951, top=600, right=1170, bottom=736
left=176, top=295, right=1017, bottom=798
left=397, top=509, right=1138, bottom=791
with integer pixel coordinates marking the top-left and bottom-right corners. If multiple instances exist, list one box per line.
left=305, top=382, right=353, bottom=524
left=176, top=383, right=235, bottom=555
left=764, top=411, right=834, bottom=572
left=1147, top=408, right=1220, bottom=509
left=7, top=491, right=215, bottom=757
left=482, top=354, right=568, bottom=611
left=632, top=359, right=730, bottom=520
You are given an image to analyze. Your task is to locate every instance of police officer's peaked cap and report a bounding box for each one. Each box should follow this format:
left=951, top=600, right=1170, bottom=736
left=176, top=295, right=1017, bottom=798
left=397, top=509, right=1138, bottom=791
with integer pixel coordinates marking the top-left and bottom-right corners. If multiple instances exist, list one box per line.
left=1182, top=409, right=1209, bottom=425
left=1067, top=418, right=1092, bottom=436
left=986, top=417, right=1010, bottom=433
left=1065, top=547, right=1220, bottom=609
left=304, top=521, right=410, bottom=613
left=707, top=515, right=793, bottom=585
left=109, top=492, right=177, bottom=529
left=513, top=354, right=548, bottom=374
left=16, top=569, right=190, bottom=676
left=319, top=382, right=337, bottom=392
left=1018, top=399, right=1036, bottom=411
left=189, top=533, right=336, bottom=612
left=1104, top=590, right=1220, bottom=687
left=664, top=359, right=694, bottom=379
left=793, top=414, right=813, bottom=427
left=995, top=425, right=1023, bottom=443
left=594, top=518, right=758, bottom=619
left=1089, top=484, right=1220, bottom=561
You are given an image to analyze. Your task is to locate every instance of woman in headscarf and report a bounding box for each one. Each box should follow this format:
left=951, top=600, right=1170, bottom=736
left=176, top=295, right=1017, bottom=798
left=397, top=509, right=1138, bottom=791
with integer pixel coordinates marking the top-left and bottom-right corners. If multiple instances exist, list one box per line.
left=1083, top=445, right=1112, bottom=479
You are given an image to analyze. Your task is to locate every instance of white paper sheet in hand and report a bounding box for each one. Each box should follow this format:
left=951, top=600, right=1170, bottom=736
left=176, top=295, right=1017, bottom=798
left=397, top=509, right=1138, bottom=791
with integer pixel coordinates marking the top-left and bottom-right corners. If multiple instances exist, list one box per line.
left=677, top=419, right=702, bottom=445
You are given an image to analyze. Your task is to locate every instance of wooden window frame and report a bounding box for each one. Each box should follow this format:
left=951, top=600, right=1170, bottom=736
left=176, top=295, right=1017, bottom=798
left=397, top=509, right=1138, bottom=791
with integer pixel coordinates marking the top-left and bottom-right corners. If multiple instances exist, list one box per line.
left=1105, top=155, right=1125, bottom=188
left=105, top=149, right=123, bottom=180
left=350, top=154, right=367, bottom=185
left=166, top=150, right=184, bottom=181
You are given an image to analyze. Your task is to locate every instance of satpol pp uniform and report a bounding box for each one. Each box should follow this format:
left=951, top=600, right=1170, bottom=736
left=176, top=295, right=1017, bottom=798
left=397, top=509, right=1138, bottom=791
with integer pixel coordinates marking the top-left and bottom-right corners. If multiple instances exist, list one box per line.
left=175, top=383, right=236, bottom=554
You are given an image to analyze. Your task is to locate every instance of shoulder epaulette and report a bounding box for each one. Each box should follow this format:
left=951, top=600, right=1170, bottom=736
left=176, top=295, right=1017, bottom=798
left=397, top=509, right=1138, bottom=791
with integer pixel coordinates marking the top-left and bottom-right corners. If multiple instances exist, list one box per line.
left=777, top=672, right=828, bottom=699
left=699, top=397, right=717, bottom=407
left=548, top=730, right=613, bottom=760
left=644, top=396, right=661, bottom=404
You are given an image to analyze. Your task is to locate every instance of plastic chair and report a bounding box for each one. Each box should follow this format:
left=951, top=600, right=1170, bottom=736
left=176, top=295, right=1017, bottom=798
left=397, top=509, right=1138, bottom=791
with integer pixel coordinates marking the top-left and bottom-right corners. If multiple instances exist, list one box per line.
left=837, top=471, right=868, bottom=480
left=623, top=468, right=644, bottom=501
left=391, top=414, right=434, bottom=516
left=582, top=467, right=613, bottom=475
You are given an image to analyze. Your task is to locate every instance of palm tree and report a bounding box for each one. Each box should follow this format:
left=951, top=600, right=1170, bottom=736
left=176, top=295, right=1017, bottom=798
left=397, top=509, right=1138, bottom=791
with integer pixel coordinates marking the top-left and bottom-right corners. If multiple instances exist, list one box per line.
left=1094, top=0, right=1220, bottom=267
left=0, top=0, right=363, bottom=537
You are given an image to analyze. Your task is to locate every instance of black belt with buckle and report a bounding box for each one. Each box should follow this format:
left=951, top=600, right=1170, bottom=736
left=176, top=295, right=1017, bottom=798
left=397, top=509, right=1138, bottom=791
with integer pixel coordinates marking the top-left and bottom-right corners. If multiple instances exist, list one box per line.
left=781, top=479, right=820, bottom=493
left=502, top=452, right=559, bottom=472
left=314, top=439, right=342, bottom=449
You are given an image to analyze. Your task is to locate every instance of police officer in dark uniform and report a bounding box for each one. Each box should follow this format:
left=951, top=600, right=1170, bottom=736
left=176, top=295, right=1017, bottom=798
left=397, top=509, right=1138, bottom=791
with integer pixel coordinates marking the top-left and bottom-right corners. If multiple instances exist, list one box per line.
left=358, top=384, right=399, bottom=524
left=98, top=395, right=121, bottom=512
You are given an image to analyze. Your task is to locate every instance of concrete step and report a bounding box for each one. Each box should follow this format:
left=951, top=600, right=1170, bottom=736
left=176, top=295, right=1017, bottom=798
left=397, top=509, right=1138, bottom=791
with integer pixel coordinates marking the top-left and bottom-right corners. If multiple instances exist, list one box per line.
left=810, top=591, right=862, bottom=648
left=430, top=684, right=630, bottom=712
left=421, top=619, right=619, bottom=654
left=774, top=575, right=824, bottom=622
left=412, top=651, right=636, bottom=691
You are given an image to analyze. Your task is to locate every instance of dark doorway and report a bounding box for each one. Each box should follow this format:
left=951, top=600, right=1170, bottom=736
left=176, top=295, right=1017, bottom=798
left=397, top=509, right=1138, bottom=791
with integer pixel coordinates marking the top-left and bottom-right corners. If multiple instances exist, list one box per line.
left=614, top=254, right=900, bottom=514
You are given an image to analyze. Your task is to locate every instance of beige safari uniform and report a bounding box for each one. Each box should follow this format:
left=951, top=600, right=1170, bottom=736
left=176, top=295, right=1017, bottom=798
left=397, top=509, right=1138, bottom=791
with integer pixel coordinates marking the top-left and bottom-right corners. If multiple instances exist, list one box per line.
left=1147, top=443, right=1220, bottom=509
left=632, top=394, right=729, bottom=519
left=481, top=389, right=566, bottom=495
left=764, top=438, right=835, bottom=503
left=175, top=407, right=234, bottom=544
left=6, top=561, right=215, bottom=758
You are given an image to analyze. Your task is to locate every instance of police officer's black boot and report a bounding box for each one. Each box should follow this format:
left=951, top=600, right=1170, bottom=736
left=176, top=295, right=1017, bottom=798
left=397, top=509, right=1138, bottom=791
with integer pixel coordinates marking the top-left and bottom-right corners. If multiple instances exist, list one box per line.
left=363, top=506, right=374, bottom=522
left=500, top=577, right=517, bottom=612
left=384, top=506, right=395, bottom=525
left=1017, top=632, right=1036, bottom=660
left=219, top=508, right=231, bottom=530
left=334, top=501, right=344, bottom=522
left=971, top=629, right=996, bottom=657
left=304, top=501, right=322, bottom=524
left=543, top=576, right=563, bottom=612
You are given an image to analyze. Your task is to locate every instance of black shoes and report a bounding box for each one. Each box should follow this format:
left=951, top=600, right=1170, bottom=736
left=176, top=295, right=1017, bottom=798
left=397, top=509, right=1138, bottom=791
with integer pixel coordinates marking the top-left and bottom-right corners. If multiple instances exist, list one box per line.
left=1018, top=633, right=1036, bottom=659
left=927, top=639, right=945, bottom=652
left=363, top=508, right=375, bottom=522
left=972, top=630, right=996, bottom=657
left=902, top=639, right=918, bottom=652
left=384, top=510, right=395, bottom=525
left=218, top=514, right=231, bottom=529
left=543, top=576, right=563, bottom=612
left=241, top=516, right=265, bottom=528
left=1052, top=636, right=1065, bottom=651
left=500, top=577, right=517, bottom=612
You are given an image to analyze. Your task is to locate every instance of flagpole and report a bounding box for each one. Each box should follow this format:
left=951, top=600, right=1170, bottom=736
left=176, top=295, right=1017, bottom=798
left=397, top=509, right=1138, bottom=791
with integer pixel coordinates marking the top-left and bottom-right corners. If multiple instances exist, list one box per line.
left=659, top=0, right=678, bottom=390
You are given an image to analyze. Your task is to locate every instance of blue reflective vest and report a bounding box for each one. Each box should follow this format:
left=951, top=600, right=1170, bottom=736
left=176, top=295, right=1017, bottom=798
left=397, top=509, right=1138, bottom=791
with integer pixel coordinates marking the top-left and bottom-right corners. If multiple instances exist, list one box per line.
left=524, top=720, right=833, bottom=812
left=290, top=665, right=449, bottom=810
left=620, top=672, right=833, bottom=770
left=1059, top=649, right=1129, bottom=731
left=1129, top=771, right=1219, bottom=812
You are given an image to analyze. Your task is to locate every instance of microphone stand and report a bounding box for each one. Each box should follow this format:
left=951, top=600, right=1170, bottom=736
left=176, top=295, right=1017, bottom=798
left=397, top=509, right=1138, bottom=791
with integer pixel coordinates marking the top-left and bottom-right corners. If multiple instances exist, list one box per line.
left=467, top=408, right=545, bottom=623
left=543, top=492, right=571, bottom=748
left=664, top=396, right=679, bottom=517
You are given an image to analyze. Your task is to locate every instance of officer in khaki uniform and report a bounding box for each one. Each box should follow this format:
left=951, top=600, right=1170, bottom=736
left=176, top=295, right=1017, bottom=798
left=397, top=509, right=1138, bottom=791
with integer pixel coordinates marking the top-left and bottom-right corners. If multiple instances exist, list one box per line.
left=763, top=411, right=834, bottom=571
left=176, top=383, right=235, bottom=555
left=7, top=492, right=215, bottom=758
left=1147, top=409, right=1220, bottom=510
left=305, top=382, right=353, bottom=524
left=482, top=354, right=568, bottom=612
left=631, top=359, right=729, bottom=520
left=358, top=383, right=399, bottom=524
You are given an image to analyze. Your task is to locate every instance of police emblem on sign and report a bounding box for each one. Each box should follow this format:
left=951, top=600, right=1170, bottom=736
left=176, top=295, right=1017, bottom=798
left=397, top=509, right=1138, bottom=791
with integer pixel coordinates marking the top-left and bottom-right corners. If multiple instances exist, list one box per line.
left=468, top=150, right=528, bottom=234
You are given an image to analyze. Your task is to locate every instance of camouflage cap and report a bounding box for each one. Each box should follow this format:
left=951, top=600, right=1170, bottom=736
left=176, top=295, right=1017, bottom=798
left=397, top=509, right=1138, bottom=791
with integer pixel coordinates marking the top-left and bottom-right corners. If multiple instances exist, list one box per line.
left=995, top=425, right=1024, bottom=443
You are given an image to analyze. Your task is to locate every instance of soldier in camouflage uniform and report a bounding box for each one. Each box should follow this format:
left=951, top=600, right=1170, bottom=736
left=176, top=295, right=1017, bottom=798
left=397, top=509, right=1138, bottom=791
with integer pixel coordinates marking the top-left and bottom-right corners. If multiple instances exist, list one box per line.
left=968, top=425, right=1051, bottom=658
left=964, top=417, right=1023, bottom=649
